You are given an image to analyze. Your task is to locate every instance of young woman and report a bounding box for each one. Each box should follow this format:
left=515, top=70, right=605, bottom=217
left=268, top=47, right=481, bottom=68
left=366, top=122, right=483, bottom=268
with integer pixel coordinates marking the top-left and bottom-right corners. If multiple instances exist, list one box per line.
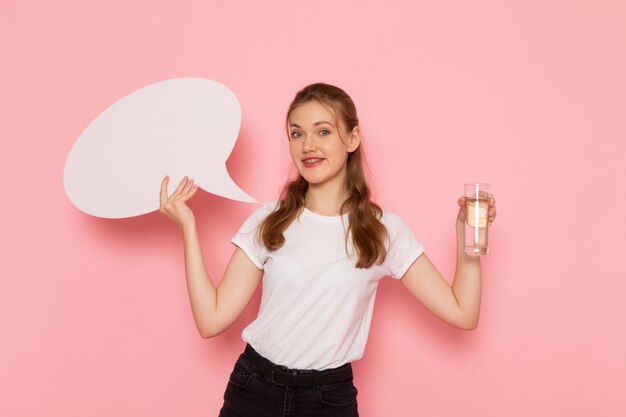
left=159, top=83, right=497, bottom=417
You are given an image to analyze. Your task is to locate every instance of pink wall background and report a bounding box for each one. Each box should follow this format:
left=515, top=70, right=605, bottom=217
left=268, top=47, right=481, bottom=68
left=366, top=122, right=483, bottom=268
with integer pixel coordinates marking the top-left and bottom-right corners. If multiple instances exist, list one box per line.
left=1, top=1, right=625, bottom=416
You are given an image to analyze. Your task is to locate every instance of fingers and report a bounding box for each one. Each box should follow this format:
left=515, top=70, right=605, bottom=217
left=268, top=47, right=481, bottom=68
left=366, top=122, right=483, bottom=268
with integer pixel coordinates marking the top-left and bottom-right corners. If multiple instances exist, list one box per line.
left=459, top=193, right=497, bottom=224
left=160, top=175, right=169, bottom=205
left=182, top=177, right=195, bottom=194
left=160, top=176, right=199, bottom=203
left=169, top=176, right=193, bottom=198
left=489, top=206, right=497, bottom=223
left=488, top=194, right=497, bottom=224
left=186, top=183, right=200, bottom=199
left=172, top=176, right=189, bottom=197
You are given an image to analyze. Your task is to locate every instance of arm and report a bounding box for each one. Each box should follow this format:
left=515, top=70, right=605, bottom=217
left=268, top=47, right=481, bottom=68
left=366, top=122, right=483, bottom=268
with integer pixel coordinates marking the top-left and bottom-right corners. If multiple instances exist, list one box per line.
left=160, top=176, right=263, bottom=338
left=400, top=195, right=496, bottom=330
left=182, top=223, right=262, bottom=338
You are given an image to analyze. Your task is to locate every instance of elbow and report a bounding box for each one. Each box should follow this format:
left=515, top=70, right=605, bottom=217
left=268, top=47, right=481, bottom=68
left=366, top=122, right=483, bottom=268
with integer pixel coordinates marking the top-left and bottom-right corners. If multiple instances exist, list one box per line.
left=199, top=330, right=216, bottom=339
left=198, top=329, right=222, bottom=339
left=451, top=311, right=479, bottom=330
left=197, top=326, right=221, bottom=339
left=461, top=322, right=479, bottom=331
left=458, top=317, right=479, bottom=331
left=198, top=323, right=226, bottom=339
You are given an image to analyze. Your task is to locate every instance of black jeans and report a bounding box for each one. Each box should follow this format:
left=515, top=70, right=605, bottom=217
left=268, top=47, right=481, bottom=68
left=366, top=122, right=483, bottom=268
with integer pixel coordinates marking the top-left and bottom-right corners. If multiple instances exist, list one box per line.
left=218, top=344, right=359, bottom=417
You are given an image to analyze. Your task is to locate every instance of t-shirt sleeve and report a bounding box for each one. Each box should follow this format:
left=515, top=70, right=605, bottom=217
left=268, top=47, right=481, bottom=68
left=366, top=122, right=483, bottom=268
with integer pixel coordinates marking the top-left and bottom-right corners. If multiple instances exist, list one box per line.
left=383, top=211, right=425, bottom=279
left=230, top=201, right=277, bottom=269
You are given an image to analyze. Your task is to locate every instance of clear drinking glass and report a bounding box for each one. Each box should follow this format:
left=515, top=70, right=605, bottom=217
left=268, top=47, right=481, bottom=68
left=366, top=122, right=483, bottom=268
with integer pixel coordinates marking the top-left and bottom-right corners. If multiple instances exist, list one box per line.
left=464, top=183, right=490, bottom=255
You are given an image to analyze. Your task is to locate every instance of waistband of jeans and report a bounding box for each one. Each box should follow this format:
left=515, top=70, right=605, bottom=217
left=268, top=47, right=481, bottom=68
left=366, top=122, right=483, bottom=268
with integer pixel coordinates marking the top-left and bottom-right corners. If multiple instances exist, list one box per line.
left=241, top=343, right=353, bottom=387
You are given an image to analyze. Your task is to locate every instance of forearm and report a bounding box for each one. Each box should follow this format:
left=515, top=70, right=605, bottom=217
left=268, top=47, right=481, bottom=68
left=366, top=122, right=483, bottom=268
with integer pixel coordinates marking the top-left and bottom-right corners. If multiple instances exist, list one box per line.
left=181, top=221, right=219, bottom=337
left=451, top=221, right=482, bottom=329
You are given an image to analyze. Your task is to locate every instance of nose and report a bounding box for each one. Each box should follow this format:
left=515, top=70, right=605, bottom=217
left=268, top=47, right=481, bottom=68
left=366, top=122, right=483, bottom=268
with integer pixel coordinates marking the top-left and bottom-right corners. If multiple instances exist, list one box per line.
left=302, top=134, right=316, bottom=152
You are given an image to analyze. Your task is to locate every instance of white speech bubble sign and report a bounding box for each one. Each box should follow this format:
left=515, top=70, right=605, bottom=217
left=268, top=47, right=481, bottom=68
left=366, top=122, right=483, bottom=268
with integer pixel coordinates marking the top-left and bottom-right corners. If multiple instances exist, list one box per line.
left=63, top=78, right=256, bottom=219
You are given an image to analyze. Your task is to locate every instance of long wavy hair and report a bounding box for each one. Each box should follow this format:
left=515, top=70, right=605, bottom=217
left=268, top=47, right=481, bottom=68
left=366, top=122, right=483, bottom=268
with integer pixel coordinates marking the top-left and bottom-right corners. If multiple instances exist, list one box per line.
left=258, top=83, right=388, bottom=268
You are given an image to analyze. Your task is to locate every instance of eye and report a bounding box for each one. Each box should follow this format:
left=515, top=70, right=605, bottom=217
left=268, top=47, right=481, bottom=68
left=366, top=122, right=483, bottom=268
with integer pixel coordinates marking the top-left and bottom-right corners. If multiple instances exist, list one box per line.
left=319, top=129, right=331, bottom=136
left=290, top=131, right=302, bottom=139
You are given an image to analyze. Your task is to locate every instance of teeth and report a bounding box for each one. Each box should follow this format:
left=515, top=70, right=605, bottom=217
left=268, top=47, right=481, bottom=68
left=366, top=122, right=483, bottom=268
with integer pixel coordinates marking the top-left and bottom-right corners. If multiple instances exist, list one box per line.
left=303, top=158, right=322, bottom=163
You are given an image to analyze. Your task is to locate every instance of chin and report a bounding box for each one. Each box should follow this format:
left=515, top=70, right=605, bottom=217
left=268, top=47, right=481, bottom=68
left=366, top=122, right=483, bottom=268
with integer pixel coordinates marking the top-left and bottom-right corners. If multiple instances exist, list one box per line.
left=300, top=175, right=322, bottom=185
left=295, top=168, right=318, bottom=184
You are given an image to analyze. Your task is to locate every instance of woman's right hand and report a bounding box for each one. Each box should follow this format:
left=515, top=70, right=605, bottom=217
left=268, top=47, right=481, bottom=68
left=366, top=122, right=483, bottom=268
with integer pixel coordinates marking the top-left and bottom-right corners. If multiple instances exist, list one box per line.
left=159, top=175, right=199, bottom=230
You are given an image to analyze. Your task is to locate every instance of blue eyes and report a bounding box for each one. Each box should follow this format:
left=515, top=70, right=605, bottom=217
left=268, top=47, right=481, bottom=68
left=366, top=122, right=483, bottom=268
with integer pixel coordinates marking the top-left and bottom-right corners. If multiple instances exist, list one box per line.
left=290, top=129, right=331, bottom=139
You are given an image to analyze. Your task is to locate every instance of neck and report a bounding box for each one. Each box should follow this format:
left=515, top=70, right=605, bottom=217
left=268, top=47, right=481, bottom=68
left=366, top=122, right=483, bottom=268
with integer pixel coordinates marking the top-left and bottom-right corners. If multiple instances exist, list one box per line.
left=305, top=179, right=349, bottom=217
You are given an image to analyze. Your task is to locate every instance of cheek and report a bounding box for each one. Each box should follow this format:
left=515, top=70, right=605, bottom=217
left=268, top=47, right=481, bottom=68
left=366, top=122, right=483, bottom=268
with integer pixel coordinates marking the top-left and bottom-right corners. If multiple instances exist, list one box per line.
left=289, top=142, right=300, bottom=161
left=321, top=142, right=347, bottom=162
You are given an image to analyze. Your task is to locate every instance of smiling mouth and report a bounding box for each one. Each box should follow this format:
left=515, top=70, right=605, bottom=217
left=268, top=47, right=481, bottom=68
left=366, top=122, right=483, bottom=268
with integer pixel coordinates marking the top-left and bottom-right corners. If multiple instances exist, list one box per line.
left=302, top=158, right=325, bottom=167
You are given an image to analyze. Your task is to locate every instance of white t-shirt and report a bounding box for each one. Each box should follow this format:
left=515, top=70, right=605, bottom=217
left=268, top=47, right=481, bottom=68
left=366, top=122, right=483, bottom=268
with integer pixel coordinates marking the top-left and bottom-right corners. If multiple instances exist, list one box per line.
left=231, top=201, right=424, bottom=370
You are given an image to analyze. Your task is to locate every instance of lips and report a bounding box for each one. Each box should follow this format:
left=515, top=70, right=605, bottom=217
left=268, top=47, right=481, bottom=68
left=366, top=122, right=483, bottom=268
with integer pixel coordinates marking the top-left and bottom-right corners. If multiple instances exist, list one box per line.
left=302, top=157, right=325, bottom=168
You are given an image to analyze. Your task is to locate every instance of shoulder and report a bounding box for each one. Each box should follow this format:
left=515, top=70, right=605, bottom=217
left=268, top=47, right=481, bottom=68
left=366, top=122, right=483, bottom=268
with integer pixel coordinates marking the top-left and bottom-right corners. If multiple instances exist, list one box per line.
left=380, top=209, right=411, bottom=232
left=252, top=200, right=279, bottom=218
left=237, top=200, right=279, bottom=231
left=378, top=209, right=424, bottom=278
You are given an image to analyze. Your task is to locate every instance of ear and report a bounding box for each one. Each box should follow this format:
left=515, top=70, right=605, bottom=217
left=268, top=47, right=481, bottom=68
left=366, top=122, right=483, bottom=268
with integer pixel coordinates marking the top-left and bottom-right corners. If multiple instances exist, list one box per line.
left=347, top=126, right=361, bottom=153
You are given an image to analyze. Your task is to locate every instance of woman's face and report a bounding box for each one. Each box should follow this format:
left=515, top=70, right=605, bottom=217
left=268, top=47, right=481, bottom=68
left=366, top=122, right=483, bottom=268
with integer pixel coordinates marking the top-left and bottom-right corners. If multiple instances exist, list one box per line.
left=288, top=100, right=359, bottom=188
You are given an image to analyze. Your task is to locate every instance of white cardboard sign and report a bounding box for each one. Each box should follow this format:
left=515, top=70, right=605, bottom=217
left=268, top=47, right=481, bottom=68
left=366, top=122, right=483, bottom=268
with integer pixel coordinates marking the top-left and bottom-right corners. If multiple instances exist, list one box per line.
left=63, top=78, right=256, bottom=219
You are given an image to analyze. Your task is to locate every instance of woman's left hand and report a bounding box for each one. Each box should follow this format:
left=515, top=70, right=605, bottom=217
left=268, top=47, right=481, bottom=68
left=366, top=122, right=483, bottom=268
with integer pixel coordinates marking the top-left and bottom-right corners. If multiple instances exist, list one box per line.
left=456, top=194, right=497, bottom=225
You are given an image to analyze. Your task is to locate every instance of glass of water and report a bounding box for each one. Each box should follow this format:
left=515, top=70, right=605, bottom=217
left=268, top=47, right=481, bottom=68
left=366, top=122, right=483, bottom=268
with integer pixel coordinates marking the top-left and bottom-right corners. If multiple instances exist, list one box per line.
left=464, top=183, right=491, bottom=255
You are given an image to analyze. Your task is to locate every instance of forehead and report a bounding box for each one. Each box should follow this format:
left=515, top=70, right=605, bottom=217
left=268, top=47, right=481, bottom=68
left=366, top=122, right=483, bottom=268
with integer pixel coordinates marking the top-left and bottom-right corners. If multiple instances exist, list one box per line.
left=289, top=100, right=337, bottom=126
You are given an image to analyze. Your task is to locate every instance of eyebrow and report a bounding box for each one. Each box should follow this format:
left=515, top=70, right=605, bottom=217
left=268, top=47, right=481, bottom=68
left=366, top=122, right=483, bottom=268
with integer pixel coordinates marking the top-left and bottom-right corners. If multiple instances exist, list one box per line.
left=289, top=121, right=335, bottom=128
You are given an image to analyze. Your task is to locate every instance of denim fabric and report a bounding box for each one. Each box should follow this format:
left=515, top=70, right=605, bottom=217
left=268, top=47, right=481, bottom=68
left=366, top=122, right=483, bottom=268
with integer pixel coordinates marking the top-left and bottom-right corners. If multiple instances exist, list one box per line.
left=218, top=345, right=359, bottom=417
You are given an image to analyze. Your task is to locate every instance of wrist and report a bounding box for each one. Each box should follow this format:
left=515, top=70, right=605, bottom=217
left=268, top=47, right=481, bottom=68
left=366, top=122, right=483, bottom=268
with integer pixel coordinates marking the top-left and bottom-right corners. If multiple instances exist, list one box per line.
left=180, top=219, right=197, bottom=235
